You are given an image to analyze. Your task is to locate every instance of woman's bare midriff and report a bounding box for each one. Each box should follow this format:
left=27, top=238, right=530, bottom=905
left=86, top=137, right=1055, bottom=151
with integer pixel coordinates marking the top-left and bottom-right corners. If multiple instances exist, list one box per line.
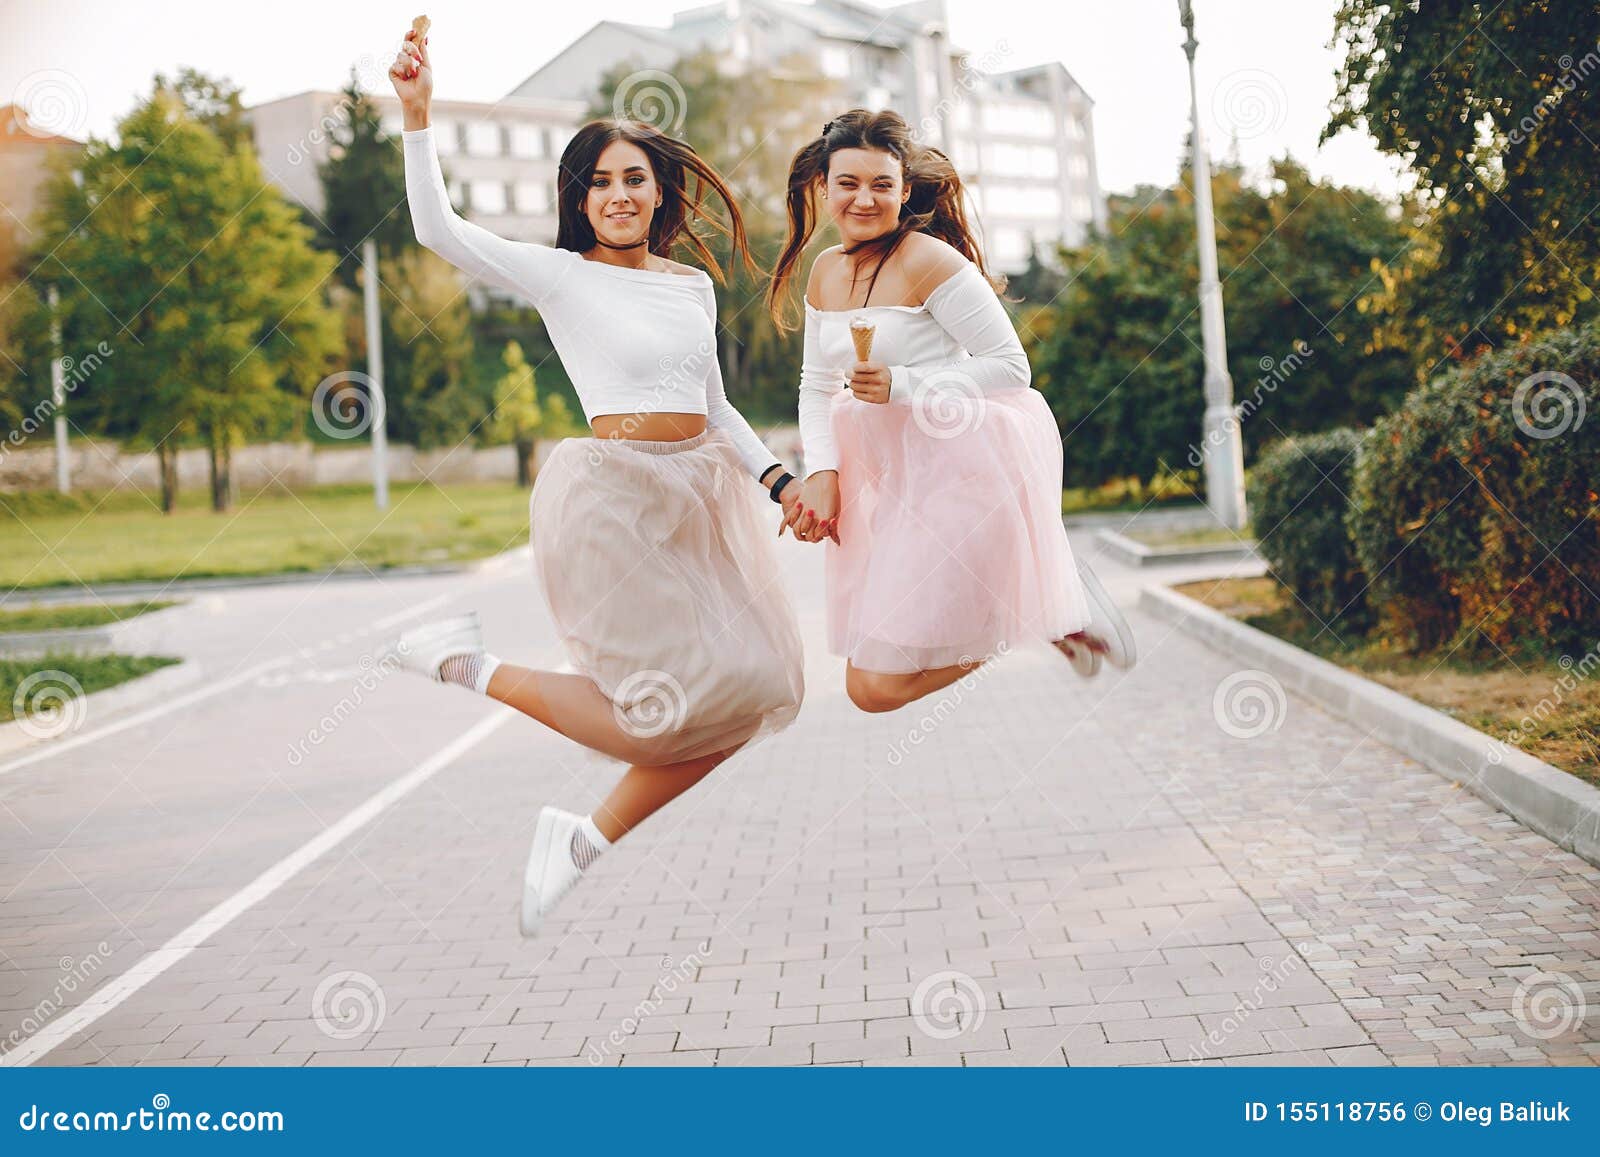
left=589, top=412, right=707, bottom=441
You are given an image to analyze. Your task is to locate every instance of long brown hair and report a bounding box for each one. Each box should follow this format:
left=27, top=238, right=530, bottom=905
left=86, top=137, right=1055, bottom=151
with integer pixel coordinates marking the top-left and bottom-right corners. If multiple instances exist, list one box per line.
left=555, top=119, right=756, bottom=283
left=765, top=107, right=1000, bottom=332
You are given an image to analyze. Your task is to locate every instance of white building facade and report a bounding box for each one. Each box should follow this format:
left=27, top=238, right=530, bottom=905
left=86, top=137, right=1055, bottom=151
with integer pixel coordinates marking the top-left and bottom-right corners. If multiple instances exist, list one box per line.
left=247, top=0, right=1103, bottom=276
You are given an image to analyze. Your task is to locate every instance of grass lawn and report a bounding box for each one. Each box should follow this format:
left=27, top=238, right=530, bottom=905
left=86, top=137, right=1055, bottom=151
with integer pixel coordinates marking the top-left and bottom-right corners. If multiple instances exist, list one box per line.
left=1127, top=525, right=1257, bottom=549
left=1175, top=577, right=1600, bottom=788
left=0, top=482, right=532, bottom=590
left=0, top=653, right=181, bottom=723
left=0, top=601, right=175, bottom=633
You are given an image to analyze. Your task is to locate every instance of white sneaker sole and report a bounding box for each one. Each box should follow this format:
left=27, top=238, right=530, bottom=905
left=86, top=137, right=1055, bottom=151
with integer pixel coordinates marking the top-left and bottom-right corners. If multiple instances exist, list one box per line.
left=1078, top=561, right=1137, bottom=669
left=519, top=809, right=564, bottom=938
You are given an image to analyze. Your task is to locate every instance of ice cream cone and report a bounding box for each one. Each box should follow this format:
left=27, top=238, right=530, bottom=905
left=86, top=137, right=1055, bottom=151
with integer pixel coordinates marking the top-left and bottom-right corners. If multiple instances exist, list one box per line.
left=849, top=316, right=875, bottom=363
left=412, top=14, right=432, bottom=39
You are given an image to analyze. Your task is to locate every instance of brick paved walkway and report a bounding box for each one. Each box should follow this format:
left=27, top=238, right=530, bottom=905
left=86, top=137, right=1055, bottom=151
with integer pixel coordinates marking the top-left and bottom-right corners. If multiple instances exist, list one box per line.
left=2, top=533, right=1597, bottom=1066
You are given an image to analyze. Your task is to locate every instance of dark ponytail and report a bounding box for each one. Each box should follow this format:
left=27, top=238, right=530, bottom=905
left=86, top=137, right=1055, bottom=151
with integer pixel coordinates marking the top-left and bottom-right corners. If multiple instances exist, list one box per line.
left=765, top=108, right=1001, bottom=332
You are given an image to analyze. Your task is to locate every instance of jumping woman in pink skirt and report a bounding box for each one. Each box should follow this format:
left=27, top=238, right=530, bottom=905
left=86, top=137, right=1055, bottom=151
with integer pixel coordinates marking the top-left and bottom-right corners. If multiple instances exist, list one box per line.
left=766, top=108, right=1135, bottom=713
left=385, top=26, right=804, bottom=935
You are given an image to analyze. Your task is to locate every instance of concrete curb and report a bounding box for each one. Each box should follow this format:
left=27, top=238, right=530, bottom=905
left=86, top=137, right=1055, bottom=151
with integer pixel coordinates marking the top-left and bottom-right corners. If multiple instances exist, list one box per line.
left=1098, top=528, right=1259, bottom=568
left=0, top=660, right=202, bottom=759
left=0, top=544, right=531, bottom=608
left=1062, top=504, right=1216, bottom=532
left=1140, top=582, right=1600, bottom=870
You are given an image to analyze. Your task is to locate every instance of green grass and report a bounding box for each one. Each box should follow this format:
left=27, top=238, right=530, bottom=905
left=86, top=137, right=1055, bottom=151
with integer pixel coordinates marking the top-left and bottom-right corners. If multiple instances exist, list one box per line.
left=0, top=481, right=532, bottom=590
left=1061, top=475, right=1204, bottom=516
left=1127, top=525, right=1257, bottom=549
left=1176, top=577, right=1600, bottom=788
left=0, top=653, right=181, bottom=722
left=0, top=601, right=174, bottom=633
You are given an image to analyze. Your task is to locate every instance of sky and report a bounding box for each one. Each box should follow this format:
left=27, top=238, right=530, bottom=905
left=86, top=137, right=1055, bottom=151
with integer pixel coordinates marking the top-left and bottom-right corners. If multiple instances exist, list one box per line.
left=0, top=0, right=1412, bottom=200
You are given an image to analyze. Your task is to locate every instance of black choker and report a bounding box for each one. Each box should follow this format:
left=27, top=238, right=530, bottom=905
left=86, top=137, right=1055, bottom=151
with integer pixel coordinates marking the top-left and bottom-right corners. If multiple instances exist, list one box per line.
left=594, top=237, right=649, bottom=250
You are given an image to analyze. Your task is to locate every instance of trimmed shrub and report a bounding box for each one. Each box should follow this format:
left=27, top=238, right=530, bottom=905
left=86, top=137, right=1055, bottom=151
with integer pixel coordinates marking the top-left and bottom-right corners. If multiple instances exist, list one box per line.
left=1347, top=322, right=1600, bottom=657
left=1248, top=429, right=1370, bottom=635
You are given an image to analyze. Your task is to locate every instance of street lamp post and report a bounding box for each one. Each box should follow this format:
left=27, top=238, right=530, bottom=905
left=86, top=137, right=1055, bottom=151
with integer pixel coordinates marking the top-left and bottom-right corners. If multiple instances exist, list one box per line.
left=1178, top=0, right=1247, bottom=530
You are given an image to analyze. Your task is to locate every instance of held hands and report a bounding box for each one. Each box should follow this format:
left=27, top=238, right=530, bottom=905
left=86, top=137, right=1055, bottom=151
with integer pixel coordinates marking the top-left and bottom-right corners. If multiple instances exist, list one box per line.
left=389, top=26, right=433, bottom=112
left=781, top=472, right=841, bottom=545
left=848, top=362, right=891, bottom=405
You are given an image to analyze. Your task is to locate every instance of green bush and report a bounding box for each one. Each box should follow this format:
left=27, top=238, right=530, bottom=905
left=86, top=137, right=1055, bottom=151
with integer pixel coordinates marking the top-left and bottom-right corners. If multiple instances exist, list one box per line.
left=1347, top=323, right=1600, bottom=657
left=1247, top=429, right=1370, bottom=636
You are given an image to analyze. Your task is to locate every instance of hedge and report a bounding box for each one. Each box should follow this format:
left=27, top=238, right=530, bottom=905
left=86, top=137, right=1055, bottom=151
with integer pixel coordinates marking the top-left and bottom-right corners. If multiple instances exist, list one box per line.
left=1347, top=322, right=1600, bottom=657
left=1247, top=428, right=1371, bottom=636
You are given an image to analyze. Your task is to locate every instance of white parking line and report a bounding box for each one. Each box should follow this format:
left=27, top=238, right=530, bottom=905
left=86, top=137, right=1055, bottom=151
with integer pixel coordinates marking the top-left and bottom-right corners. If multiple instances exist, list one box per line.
left=0, top=593, right=453, bottom=779
left=0, top=709, right=513, bottom=1066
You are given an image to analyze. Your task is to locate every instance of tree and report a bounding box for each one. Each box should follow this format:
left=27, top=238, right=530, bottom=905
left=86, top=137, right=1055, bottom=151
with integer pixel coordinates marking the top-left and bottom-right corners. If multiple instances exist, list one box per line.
left=1030, top=160, right=1420, bottom=489
left=318, top=71, right=413, bottom=290
left=485, top=341, right=541, bottom=486
left=155, top=68, right=251, bottom=154
left=375, top=247, right=474, bottom=448
left=32, top=86, right=340, bottom=511
left=1327, top=0, right=1600, bottom=349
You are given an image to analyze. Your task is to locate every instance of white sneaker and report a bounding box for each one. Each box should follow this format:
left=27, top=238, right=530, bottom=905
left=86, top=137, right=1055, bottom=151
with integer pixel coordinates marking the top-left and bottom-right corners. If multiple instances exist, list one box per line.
left=1053, top=634, right=1102, bottom=678
left=1076, top=561, right=1136, bottom=669
left=520, top=806, right=586, bottom=938
left=389, top=611, right=482, bottom=682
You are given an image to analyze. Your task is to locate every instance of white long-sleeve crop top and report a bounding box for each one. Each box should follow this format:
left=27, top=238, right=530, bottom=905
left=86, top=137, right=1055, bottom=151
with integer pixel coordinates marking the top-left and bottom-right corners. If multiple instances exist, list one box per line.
left=797, top=261, right=1032, bottom=473
left=402, top=125, right=779, bottom=480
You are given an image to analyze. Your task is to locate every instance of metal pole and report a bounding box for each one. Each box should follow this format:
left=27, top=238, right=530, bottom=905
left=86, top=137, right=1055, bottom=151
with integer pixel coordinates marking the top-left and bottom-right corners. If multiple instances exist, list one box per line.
left=47, top=285, right=70, bottom=493
left=362, top=237, right=389, bottom=510
left=1179, top=0, right=1247, bottom=530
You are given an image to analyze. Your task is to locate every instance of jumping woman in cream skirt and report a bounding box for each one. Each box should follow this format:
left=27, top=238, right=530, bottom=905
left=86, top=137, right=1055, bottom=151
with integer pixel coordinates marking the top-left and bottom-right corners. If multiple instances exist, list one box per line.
left=386, top=26, right=805, bottom=936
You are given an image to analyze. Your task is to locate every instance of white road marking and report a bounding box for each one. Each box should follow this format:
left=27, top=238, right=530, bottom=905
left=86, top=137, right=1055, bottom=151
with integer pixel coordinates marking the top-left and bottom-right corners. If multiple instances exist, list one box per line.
left=0, top=592, right=454, bottom=779
left=0, top=709, right=512, bottom=1066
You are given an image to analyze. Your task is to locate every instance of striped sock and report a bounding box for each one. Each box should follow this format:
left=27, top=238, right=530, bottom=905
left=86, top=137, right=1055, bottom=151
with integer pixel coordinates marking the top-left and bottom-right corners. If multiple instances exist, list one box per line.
left=570, top=815, right=612, bottom=871
left=438, top=652, right=502, bottom=694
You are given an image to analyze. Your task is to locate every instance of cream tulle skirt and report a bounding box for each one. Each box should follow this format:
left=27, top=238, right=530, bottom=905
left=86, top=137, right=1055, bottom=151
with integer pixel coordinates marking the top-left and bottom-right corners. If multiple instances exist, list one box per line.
left=825, top=386, right=1091, bottom=674
left=531, top=428, right=804, bottom=764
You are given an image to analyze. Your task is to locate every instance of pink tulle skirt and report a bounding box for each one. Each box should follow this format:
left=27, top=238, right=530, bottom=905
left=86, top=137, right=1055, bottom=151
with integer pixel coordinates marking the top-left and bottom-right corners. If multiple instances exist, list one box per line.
left=825, top=385, right=1090, bottom=673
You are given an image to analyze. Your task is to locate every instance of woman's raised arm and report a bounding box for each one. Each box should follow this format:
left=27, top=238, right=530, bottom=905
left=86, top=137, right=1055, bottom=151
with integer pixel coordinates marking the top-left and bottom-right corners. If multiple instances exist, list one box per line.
left=390, top=25, right=573, bottom=308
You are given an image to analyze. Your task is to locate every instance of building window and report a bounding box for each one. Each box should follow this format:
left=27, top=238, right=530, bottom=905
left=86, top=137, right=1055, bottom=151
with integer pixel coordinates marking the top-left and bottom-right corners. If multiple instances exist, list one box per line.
left=510, top=124, right=544, bottom=159
left=820, top=44, right=851, bottom=79
left=470, top=179, right=507, bottom=214
left=514, top=181, right=550, bottom=214
left=465, top=122, right=501, bottom=157
left=1071, top=194, right=1093, bottom=220
left=983, top=101, right=1053, bottom=138
left=434, top=119, right=458, bottom=155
